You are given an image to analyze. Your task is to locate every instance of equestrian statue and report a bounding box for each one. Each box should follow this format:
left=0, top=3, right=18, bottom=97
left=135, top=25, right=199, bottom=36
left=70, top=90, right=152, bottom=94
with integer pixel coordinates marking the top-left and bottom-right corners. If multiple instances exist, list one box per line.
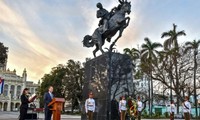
left=83, top=0, right=131, bottom=57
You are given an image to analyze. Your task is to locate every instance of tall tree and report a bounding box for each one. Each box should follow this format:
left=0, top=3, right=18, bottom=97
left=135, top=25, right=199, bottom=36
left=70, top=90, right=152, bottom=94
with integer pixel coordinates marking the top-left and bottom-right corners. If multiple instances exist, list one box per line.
left=184, top=39, right=200, bottom=118
left=38, top=60, right=84, bottom=113
left=64, top=59, right=84, bottom=113
left=0, top=42, right=8, bottom=65
left=161, top=24, right=186, bottom=50
left=141, top=37, right=162, bottom=116
left=161, top=23, right=186, bottom=113
left=38, top=64, right=66, bottom=108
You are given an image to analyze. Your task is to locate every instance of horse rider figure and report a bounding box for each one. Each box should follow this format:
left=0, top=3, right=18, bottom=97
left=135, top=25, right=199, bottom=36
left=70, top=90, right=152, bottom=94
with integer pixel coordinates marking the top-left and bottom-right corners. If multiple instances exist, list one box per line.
left=83, top=0, right=131, bottom=57
left=96, top=2, right=110, bottom=34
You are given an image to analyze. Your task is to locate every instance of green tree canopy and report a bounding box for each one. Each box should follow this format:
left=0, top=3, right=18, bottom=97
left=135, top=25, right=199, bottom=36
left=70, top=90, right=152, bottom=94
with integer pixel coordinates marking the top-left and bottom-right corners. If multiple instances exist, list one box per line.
left=0, top=42, right=8, bottom=64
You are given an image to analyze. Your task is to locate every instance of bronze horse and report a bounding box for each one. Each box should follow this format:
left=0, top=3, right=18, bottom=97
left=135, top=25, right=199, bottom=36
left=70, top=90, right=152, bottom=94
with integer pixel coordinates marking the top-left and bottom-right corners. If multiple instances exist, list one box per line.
left=83, top=1, right=131, bottom=57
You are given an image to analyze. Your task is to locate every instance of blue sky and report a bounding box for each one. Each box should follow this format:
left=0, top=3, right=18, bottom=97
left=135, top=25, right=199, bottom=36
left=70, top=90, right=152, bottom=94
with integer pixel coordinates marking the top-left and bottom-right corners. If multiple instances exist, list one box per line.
left=0, top=0, right=200, bottom=83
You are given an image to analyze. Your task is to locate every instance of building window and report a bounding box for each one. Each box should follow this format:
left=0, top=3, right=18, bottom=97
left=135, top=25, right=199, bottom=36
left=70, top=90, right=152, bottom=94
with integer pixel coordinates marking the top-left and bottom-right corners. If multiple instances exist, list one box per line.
left=3, top=84, right=8, bottom=96
left=10, top=85, right=15, bottom=98
left=17, top=86, right=21, bottom=97
left=31, top=88, right=34, bottom=94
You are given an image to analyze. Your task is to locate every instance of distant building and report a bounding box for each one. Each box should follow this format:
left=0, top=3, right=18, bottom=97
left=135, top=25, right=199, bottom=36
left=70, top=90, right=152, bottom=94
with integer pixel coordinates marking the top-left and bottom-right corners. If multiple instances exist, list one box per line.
left=0, top=61, right=39, bottom=111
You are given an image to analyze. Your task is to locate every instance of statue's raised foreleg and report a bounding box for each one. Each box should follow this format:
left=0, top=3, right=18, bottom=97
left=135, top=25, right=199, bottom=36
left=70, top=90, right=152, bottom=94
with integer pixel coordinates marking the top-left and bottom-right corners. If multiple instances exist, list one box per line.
left=123, top=17, right=130, bottom=28
left=109, top=17, right=130, bottom=50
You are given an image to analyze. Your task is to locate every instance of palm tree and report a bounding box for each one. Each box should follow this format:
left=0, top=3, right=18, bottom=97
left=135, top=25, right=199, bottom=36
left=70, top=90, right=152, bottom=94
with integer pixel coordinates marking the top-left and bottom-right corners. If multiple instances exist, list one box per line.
left=161, top=24, right=186, bottom=50
left=123, top=47, right=140, bottom=61
left=141, top=37, right=162, bottom=116
left=123, top=47, right=141, bottom=73
left=123, top=47, right=141, bottom=97
left=184, top=39, right=200, bottom=118
left=161, top=23, right=186, bottom=113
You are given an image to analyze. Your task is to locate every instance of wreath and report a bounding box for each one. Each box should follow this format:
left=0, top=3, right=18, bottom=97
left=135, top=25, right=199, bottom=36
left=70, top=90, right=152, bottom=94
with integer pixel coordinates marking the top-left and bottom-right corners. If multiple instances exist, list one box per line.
left=127, top=97, right=138, bottom=118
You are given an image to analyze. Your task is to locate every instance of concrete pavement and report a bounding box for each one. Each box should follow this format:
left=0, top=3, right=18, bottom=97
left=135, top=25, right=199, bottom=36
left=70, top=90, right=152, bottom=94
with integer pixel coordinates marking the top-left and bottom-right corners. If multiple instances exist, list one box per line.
left=0, top=111, right=80, bottom=120
left=0, top=111, right=192, bottom=120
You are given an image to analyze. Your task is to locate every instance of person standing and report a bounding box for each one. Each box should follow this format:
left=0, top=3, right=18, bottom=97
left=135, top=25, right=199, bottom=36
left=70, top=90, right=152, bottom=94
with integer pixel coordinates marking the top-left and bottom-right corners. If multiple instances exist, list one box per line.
left=85, top=92, right=95, bottom=120
left=119, top=96, right=127, bottom=120
left=137, top=96, right=143, bottom=120
left=44, top=86, right=54, bottom=120
left=19, top=88, right=33, bottom=120
left=182, top=96, right=191, bottom=120
left=170, top=100, right=175, bottom=120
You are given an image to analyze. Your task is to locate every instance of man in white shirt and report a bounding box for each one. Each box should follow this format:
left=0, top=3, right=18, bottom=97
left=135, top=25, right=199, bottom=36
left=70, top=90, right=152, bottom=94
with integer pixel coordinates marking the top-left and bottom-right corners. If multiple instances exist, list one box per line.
left=137, top=96, right=143, bottom=120
left=170, top=100, right=175, bottom=120
left=182, top=96, right=191, bottom=120
left=119, top=96, right=127, bottom=120
left=85, top=92, right=95, bottom=120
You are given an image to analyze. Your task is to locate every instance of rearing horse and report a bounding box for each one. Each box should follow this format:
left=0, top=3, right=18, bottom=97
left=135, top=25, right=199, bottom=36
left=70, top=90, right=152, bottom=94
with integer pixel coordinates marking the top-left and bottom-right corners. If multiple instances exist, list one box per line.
left=83, top=1, right=131, bottom=57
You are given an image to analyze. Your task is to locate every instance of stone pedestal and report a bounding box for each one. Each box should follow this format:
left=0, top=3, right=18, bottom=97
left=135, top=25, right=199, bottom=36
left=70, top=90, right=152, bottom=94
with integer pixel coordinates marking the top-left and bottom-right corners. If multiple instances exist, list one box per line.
left=81, top=52, right=134, bottom=120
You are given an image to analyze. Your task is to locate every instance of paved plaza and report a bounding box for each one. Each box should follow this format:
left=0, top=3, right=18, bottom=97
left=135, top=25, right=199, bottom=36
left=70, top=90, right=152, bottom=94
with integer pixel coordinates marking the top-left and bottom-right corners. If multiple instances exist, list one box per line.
left=0, top=111, right=80, bottom=120
left=0, top=111, right=194, bottom=120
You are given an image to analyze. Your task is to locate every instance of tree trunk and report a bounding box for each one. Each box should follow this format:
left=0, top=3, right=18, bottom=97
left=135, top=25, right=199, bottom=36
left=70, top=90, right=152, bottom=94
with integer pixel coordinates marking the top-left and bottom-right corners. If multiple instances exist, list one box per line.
left=194, top=52, right=198, bottom=118
left=71, top=98, right=74, bottom=113
left=174, top=54, right=180, bottom=113
left=148, top=76, right=151, bottom=117
left=150, top=75, right=153, bottom=117
left=169, top=60, right=173, bottom=103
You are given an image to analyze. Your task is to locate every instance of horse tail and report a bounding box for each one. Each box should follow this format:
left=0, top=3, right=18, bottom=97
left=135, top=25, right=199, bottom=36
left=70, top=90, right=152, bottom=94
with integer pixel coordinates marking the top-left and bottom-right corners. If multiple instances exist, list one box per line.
left=82, top=35, right=94, bottom=47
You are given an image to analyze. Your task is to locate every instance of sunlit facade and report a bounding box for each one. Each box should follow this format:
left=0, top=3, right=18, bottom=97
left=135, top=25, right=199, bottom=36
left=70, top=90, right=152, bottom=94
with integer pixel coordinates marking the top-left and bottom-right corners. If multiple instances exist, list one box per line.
left=0, top=64, right=39, bottom=111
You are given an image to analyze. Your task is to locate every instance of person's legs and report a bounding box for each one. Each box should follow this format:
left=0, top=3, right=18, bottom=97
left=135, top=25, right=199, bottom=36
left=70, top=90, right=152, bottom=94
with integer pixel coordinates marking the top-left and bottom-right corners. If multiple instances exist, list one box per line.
left=172, top=112, right=174, bottom=120
left=138, top=111, right=141, bottom=120
left=44, top=108, right=48, bottom=120
left=186, top=113, right=190, bottom=120
left=170, top=112, right=174, bottom=120
left=45, top=108, right=52, bottom=120
left=87, top=111, right=93, bottom=120
left=184, top=113, right=190, bottom=120
left=47, top=109, right=52, bottom=120
left=90, top=111, right=94, bottom=120
left=122, top=111, right=126, bottom=120
left=120, top=111, right=123, bottom=120
left=19, top=108, right=27, bottom=120
left=88, top=111, right=90, bottom=120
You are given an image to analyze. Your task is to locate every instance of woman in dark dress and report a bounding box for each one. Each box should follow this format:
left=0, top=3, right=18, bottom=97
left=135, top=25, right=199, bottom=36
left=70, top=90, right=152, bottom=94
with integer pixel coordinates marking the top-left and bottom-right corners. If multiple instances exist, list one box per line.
left=19, top=88, right=32, bottom=120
